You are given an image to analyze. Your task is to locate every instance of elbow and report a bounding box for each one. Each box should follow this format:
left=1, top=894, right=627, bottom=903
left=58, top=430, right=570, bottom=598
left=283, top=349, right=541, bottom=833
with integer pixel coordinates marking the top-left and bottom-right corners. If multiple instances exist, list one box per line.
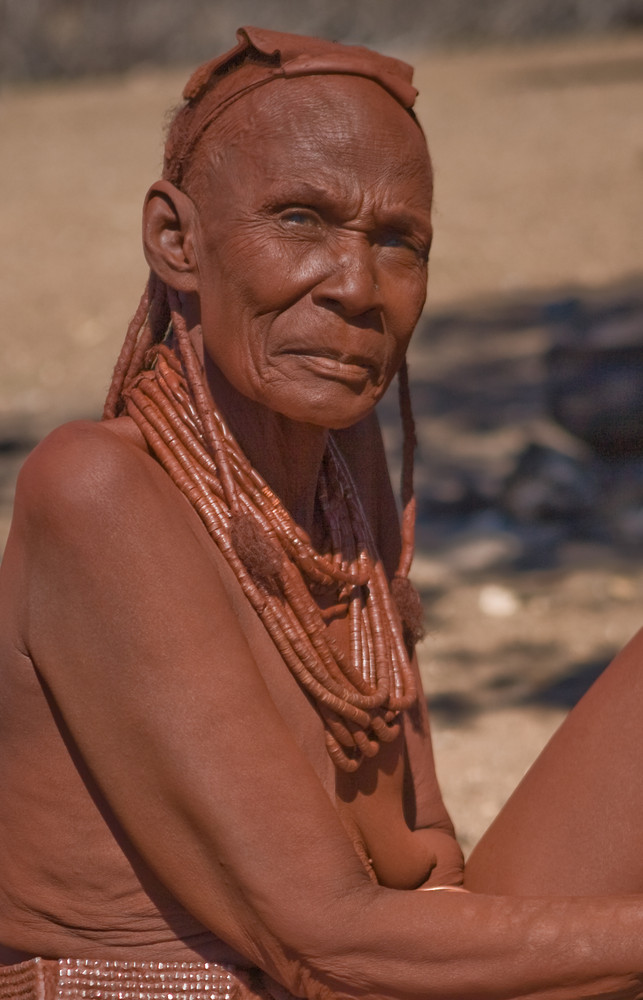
left=247, top=885, right=377, bottom=1000
left=266, top=943, right=361, bottom=1000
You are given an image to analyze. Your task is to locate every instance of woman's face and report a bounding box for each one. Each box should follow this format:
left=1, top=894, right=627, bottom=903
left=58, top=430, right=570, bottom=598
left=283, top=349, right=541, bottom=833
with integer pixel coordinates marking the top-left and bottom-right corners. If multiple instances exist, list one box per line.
left=191, top=74, right=433, bottom=430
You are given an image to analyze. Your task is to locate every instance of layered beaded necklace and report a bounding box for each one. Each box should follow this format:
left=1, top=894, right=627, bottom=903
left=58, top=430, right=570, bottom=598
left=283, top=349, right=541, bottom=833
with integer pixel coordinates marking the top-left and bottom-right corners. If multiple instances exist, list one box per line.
left=119, top=300, right=418, bottom=772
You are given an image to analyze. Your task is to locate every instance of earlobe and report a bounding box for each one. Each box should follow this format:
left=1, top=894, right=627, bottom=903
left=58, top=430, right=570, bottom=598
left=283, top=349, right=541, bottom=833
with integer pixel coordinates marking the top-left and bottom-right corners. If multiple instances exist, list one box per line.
left=142, top=180, right=199, bottom=292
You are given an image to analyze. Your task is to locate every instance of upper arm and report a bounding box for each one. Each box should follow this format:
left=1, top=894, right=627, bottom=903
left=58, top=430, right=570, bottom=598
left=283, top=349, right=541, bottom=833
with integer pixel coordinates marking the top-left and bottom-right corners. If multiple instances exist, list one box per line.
left=16, top=422, right=373, bottom=982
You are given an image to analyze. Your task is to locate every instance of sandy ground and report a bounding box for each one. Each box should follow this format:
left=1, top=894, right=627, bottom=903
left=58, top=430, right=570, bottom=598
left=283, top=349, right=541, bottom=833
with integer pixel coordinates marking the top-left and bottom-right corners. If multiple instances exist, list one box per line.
left=2, top=33, right=643, bottom=854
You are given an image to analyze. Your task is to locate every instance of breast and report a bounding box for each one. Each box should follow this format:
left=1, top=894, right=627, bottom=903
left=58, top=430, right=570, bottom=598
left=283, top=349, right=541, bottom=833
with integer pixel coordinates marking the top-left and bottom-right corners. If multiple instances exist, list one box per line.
left=201, top=533, right=339, bottom=793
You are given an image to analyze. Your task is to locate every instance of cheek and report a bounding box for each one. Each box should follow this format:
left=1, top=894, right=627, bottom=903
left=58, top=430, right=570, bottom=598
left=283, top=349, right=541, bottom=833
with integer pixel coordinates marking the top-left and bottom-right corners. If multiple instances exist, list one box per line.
left=219, top=228, right=322, bottom=309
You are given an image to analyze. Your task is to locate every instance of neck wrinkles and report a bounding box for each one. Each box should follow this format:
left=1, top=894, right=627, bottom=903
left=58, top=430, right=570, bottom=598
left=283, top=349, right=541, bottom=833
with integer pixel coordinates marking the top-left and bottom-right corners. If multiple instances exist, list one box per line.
left=204, top=354, right=329, bottom=537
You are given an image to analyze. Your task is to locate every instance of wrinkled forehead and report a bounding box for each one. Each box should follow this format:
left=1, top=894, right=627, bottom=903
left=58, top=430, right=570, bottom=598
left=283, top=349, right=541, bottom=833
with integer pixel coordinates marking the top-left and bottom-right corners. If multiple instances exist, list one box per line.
left=183, top=75, right=432, bottom=210
left=164, top=26, right=422, bottom=188
left=184, top=76, right=433, bottom=235
left=217, top=74, right=426, bottom=155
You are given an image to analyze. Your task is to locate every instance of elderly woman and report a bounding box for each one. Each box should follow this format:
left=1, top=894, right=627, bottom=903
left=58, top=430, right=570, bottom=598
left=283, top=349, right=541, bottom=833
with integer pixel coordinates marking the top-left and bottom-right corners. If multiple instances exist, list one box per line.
left=2, top=25, right=643, bottom=1000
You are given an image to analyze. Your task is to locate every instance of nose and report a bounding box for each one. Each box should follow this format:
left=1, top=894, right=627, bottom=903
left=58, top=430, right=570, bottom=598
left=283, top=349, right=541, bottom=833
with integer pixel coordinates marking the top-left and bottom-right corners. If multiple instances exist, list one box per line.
left=311, top=235, right=383, bottom=320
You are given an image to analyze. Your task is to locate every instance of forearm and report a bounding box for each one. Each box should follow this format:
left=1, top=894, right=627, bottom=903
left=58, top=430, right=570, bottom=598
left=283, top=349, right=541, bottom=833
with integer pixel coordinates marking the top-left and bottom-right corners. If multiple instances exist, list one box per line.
left=286, top=887, right=643, bottom=1000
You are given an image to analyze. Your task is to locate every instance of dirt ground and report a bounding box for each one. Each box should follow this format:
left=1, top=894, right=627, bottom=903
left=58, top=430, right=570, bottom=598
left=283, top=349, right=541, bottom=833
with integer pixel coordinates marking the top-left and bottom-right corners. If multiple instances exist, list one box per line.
left=1, top=33, right=643, bottom=855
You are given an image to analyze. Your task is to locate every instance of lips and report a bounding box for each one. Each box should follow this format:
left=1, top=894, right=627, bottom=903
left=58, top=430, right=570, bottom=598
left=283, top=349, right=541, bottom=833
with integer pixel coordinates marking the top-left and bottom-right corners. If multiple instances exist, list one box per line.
left=290, top=351, right=382, bottom=389
left=281, top=345, right=384, bottom=386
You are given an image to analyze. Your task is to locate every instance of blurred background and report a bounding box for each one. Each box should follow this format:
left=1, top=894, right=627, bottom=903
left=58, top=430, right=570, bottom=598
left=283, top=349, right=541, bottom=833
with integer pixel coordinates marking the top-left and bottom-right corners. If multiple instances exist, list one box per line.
left=1, top=0, right=643, bottom=851
left=2, top=0, right=643, bottom=81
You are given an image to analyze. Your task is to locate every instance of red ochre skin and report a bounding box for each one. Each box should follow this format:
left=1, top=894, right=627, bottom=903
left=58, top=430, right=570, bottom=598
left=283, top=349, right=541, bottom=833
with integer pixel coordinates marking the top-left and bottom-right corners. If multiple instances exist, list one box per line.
left=3, top=50, right=643, bottom=1000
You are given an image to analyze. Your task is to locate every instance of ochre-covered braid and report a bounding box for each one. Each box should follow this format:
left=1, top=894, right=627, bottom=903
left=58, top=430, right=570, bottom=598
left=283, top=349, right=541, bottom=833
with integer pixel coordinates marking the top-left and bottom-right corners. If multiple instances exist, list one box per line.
left=390, top=358, right=425, bottom=649
left=106, top=286, right=419, bottom=771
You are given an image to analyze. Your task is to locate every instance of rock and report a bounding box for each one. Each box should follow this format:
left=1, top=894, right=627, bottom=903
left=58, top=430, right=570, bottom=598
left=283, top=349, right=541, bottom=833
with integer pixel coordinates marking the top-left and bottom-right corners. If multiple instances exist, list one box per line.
left=545, top=301, right=643, bottom=457
left=418, top=464, right=489, bottom=516
left=440, top=513, right=524, bottom=573
left=500, top=442, right=597, bottom=522
left=478, top=584, right=520, bottom=617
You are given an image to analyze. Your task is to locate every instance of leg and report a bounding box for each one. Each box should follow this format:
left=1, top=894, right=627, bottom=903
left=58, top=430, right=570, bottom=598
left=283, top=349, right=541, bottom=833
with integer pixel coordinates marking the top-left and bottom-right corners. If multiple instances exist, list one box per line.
left=465, top=626, right=643, bottom=895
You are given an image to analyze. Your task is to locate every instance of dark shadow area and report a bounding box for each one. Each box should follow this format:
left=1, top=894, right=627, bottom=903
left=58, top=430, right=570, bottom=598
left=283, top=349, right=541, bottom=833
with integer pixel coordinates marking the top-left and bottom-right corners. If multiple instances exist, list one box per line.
left=379, top=277, right=643, bottom=574
left=526, top=655, right=611, bottom=708
left=0, top=431, right=40, bottom=512
left=388, top=279, right=643, bottom=727
left=427, top=691, right=480, bottom=725
left=426, top=647, right=615, bottom=722
left=0, top=436, right=38, bottom=455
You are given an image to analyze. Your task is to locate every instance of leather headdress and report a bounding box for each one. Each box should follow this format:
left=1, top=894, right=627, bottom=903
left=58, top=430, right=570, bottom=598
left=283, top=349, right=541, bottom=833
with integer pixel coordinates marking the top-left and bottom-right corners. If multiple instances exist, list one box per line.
left=164, top=26, right=419, bottom=186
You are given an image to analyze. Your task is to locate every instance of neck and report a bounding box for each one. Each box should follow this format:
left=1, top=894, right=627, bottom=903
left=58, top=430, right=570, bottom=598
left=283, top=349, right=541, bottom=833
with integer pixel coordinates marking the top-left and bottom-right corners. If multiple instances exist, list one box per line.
left=204, top=357, right=329, bottom=537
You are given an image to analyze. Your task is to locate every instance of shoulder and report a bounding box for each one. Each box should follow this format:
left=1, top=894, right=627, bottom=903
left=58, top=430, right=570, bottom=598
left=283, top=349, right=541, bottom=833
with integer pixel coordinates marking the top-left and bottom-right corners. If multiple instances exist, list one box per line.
left=14, top=418, right=180, bottom=549
left=14, top=419, right=244, bottom=654
left=18, top=418, right=147, bottom=496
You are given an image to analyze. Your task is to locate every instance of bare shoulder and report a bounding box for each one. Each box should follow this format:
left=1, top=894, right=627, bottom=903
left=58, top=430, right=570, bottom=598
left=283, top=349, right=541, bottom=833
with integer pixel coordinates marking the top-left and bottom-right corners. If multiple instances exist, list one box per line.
left=10, top=417, right=223, bottom=623
left=14, top=418, right=177, bottom=541
left=17, top=418, right=150, bottom=507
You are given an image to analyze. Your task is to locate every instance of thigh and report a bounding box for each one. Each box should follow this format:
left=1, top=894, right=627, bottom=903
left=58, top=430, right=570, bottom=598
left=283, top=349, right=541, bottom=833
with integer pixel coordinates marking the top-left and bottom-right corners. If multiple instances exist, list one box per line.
left=465, top=626, right=643, bottom=896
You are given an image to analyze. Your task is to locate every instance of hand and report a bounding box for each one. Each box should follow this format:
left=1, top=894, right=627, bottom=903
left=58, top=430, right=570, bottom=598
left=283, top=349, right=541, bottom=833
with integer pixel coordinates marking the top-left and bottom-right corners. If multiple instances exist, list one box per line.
left=416, top=828, right=465, bottom=890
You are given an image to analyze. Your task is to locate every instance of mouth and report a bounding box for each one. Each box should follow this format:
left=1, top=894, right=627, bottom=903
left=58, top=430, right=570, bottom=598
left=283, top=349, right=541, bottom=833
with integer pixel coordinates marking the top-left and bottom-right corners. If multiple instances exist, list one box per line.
left=287, top=349, right=380, bottom=388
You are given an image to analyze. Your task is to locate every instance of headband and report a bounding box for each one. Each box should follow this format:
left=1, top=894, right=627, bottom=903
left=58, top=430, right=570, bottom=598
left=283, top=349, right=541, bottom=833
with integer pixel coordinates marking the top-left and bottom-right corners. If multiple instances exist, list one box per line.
left=164, top=26, right=418, bottom=185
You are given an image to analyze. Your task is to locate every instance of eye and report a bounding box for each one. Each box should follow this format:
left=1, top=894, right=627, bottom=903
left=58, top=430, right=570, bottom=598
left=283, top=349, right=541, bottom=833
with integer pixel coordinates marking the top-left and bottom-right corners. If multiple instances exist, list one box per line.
left=279, top=208, right=322, bottom=228
left=381, top=232, right=411, bottom=248
left=379, top=228, right=429, bottom=262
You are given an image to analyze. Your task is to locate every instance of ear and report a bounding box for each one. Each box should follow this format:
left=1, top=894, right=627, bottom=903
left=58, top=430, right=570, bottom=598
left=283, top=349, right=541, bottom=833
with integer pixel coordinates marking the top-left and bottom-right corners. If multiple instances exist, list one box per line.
left=142, top=179, right=199, bottom=292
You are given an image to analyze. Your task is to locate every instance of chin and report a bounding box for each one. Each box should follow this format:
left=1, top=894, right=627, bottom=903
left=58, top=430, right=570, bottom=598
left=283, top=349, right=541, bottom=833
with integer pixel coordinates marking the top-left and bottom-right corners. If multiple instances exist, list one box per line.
left=275, top=391, right=380, bottom=430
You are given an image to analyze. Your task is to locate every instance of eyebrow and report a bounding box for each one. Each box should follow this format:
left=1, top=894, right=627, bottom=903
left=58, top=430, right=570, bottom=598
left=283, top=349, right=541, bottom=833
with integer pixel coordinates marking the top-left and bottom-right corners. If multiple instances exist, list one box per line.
left=381, top=207, right=433, bottom=234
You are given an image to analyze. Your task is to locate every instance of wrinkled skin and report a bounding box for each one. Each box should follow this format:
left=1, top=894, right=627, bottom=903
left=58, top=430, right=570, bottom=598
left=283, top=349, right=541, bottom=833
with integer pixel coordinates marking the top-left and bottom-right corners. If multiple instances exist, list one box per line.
left=3, top=71, right=643, bottom=1000
left=143, top=76, right=434, bottom=527
left=191, top=78, right=432, bottom=431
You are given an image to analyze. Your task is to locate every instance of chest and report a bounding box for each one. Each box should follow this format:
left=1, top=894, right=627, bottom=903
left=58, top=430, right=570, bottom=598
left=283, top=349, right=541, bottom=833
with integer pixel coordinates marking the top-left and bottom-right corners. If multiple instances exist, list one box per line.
left=209, top=542, right=421, bottom=875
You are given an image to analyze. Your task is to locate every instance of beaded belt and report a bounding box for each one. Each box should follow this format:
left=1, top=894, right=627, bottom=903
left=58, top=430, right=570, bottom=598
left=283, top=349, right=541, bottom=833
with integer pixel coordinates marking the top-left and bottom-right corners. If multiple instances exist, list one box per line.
left=0, top=958, right=268, bottom=1000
